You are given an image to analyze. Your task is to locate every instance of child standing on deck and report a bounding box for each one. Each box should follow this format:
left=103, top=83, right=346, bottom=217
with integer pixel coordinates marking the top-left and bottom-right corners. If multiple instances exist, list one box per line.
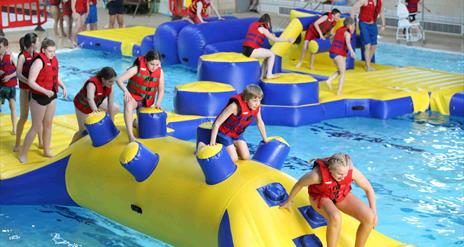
left=84, top=0, right=98, bottom=30
left=19, top=39, right=68, bottom=163
left=0, top=37, right=18, bottom=135
left=14, top=33, right=44, bottom=152
left=325, top=17, right=356, bottom=95
left=116, top=50, right=165, bottom=143
left=296, top=9, right=341, bottom=70
left=280, top=153, right=377, bottom=247
left=205, top=85, right=268, bottom=162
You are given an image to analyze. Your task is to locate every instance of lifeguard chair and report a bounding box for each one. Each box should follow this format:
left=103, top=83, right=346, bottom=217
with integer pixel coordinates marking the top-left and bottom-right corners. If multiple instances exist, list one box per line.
left=396, top=0, right=425, bottom=43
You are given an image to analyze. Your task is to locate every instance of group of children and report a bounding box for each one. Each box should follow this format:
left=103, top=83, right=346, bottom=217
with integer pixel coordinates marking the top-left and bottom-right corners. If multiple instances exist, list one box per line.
left=1, top=8, right=379, bottom=245
left=49, top=0, right=98, bottom=46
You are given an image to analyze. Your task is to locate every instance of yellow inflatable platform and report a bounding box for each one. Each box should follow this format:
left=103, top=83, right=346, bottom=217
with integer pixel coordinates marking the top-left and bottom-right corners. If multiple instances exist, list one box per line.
left=0, top=112, right=406, bottom=247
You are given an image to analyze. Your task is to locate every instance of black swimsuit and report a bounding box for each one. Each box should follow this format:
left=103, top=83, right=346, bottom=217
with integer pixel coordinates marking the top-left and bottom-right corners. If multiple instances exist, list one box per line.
left=31, top=92, right=57, bottom=106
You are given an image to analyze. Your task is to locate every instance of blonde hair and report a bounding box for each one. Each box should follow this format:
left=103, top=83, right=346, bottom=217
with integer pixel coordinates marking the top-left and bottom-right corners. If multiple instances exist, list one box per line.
left=326, top=153, right=349, bottom=170
left=241, top=84, right=263, bottom=102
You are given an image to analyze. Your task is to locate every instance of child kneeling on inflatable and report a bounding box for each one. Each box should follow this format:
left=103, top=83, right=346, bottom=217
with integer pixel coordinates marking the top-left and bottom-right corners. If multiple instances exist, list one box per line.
left=280, top=153, right=377, bottom=247
left=71, top=67, right=119, bottom=144
left=116, top=50, right=165, bottom=143
left=206, top=85, right=268, bottom=161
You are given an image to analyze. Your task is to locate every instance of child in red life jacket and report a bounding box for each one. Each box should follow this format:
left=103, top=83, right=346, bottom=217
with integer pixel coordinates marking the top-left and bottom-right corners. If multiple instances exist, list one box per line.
left=19, top=39, right=68, bottom=163
left=0, top=37, right=17, bottom=135
left=325, top=17, right=356, bottom=96
left=116, top=50, right=165, bottom=143
left=296, top=9, right=341, bottom=70
left=280, top=153, right=377, bottom=247
left=188, top=0, right=223, bottom=24
left=208, top=85, right=268, bottom=162
left=71, top=67, right=119, bottom=144
left=14, top=33, right=43, bottom=152
left=242, top=14, right=294, bottom=79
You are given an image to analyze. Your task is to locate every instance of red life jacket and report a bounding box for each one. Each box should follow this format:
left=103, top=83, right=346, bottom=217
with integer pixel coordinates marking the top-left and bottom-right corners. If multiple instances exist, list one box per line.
left=49, top=0, right=61, bottom=5
left=18, top=50, right=38, bottom=89
left=126, top=56, right=161, bottom=107
left=308, top=158, right=353, bottom=203
left=75, top=0, right=88, bottom=14
left=62, top=0, right=72, bottom=16
left=0, top=53, right=17, bottom=87
left=30, top=52, right=59, bottom=95
left=218, top=94, right=260, bottom=138
left=359, top=0, right=382, bottom=23
left=307, top=13, right=337, bottom=38
left=406, top=0, right=419, bottom=13
left=74, top=76, right=112, bottom=114
left=329, top=27, right=352, bottom=57
left=188, top=0, right=210, bottom=17
left=243, top=21, right=270, bottom=49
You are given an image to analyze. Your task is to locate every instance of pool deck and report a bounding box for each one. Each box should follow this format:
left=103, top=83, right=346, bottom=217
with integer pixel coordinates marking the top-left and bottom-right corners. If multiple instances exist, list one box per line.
left=2, top=5, right=463, bottom=54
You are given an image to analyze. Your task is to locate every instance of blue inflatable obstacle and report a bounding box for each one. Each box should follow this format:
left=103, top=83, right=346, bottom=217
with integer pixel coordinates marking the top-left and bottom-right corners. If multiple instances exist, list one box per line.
left=174, top=81, right=236, bottom=116
left=153, top=16, right=237, bottom=65
left=177, top=18, right=258, bottom=69
left=137, top=107, right=168, bottom=138
left=450, top=92, right=464, bottom=117
left=198, top=52, right=261, bottom=92
left=260, top=73, right=324, bottom=126
left=252, top=137, right=290, bottom=170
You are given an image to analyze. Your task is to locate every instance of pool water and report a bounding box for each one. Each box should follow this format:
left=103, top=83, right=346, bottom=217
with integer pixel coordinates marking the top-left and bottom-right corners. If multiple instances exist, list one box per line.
left=1, top=46, right=463, bottom=246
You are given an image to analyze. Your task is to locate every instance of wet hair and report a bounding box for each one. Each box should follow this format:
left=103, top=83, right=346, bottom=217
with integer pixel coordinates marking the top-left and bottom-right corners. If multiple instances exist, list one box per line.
left=19, top=33, right=38, bottom=52
left=258, top=13, right=272, bottom=31
left=241, top=84, right=263, bottom=102
left=343, top=16, right=355, bottom=27
left=40, top=38, right=56, bottom=51
left=144, top=50, right=161, bottom=62
left=96, top=67, right=117, bottom=81
left=331, top=8, right=341, bottom=15
left=326, top=153, right=350, bottom=170
left=0, top=37, right=8, bottom=46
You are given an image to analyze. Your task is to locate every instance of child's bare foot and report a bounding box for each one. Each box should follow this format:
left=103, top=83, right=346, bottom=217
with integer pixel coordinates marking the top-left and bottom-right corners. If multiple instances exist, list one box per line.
left=325, top=80, right=333, bottom=90
left=38, top=143, right=44, bottom=149
left=265, top=74, right=279, bottom=79
left=18, top=154, right=27, bottom=164
left=11, top=129, right=16, bottom=135
left=337, top=90, right=342, bottom=96
left=309, top=66, right=315, bottom=70
left=365, top=65, right=375, bottom=72
left=296, top=62, right=302, bottom=68
left=128, top=137, right=136, bottom=143
left=13, top=145, right=20, bottom=152
left=43, top=151, right=54, bottom=158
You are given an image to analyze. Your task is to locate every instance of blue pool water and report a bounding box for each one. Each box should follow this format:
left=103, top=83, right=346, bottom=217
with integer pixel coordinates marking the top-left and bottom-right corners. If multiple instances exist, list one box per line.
left=1, top=46, right=463, bottom=246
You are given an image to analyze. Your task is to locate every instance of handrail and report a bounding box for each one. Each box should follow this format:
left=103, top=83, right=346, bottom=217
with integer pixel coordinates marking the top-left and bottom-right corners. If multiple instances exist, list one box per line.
left=0, top=0, right=47, bottom=30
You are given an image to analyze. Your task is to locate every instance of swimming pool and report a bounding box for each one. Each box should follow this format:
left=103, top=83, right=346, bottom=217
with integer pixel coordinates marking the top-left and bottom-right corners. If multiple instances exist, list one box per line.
left=1, top=46, right=463, bottom=246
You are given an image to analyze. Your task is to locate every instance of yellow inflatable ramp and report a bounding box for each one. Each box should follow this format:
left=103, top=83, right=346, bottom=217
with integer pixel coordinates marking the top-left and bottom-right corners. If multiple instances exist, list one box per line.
left=77, top=26, right=155, bottom=56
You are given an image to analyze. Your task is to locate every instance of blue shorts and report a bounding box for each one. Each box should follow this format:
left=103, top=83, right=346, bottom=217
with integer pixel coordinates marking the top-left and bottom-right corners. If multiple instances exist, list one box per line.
left=217, top=132, right=245, bottom=147
left=108, top=0, right=125, bottom=15
left=329, top=52, right=340, bottom=59
left=85, top=4, right=97, bottom=24
left=359, top=21, right=378, bottom=46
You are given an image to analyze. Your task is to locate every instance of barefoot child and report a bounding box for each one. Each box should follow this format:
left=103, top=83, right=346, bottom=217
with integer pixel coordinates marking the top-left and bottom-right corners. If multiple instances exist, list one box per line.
left=325, top=17, right=356, bottom=95
left=0, top=37, right=17, bottom=135
left=19, top=39, right=68, bottom=163
left=296, top=9, right=341, bottom=70
left=71, top=67, right=119, bottom=144
left=14, top=33, right=44, bottom=152
left=207, top=85, right=268, bottom=162
left=116, top=50, right=165, bottom=143
left=280, top=153, right=377, bottom=247
left=242, top=14, right=294, bottom=79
